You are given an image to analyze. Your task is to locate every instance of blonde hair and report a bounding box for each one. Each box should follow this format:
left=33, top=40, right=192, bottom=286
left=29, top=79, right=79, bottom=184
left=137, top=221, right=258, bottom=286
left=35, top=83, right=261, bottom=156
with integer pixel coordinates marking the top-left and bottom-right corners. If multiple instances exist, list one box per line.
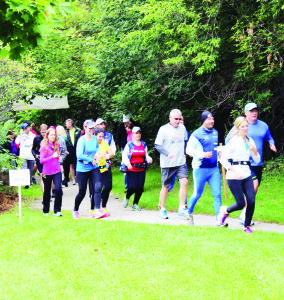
left=56, top=125, right=67, bottom=138
left=231, top=117, right=248, bottom=137
left=40, top=128, right=59, bottom=156
left=40, top=124, right=48, bottom=130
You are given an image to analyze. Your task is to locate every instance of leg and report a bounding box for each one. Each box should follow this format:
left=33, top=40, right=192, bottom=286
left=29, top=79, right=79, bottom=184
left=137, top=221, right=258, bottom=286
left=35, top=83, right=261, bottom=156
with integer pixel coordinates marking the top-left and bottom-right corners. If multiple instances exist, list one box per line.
left=126, top=171, right=137, bottom=200
left=42, top=175, right=53, bottom=213
left=133, top=171, right=146, bottom=205
left=243, top=177, right=255, bottom=227
left=74, top=172, right=89, bottom=211
left=187, top=168, right=208, bottom=215
left=70, top=164, right=76, bottom=181
left=168, top=175, right=176, bottom=192
left=63, top=156, right=70, bottom=183
left=89, top=168, right=102, bottom=210
left=101, top=168, right=112, bottom=208
left=226, top=179, right=246, bottom=213
left=207, top=167, right=222, bottom=217
left=178, top=177, right=188, bottom=207
left=53, top=172, right=63, bottom=213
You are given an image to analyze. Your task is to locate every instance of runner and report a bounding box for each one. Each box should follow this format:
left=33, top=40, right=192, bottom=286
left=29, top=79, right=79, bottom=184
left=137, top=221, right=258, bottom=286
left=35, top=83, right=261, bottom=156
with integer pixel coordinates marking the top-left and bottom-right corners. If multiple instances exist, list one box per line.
left=219, top=117, right=260, bottom=233
left=72, top=120, right=106, bottom=220
left=121, top=127, right=152, bottom=211
left=225, top=102, right=277, bottom=225
left=186, top=110, right=223, bottom=226
left=94, top=127, right=114, bottom=216
left=40, top=128, right=63, bottom=216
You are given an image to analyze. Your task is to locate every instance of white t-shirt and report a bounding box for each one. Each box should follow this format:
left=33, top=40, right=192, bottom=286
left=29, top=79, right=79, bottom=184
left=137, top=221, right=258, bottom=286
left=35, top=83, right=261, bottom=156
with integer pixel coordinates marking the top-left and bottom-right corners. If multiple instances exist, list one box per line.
left=155, top=123, right=187, bottom=168
left=15, top=131, right=36, bottom=160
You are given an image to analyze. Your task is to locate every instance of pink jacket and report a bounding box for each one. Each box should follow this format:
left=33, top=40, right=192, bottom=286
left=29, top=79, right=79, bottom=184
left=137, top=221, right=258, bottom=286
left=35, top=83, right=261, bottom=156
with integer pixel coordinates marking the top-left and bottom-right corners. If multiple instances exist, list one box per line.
left=40, top=142, right=61, bottom=175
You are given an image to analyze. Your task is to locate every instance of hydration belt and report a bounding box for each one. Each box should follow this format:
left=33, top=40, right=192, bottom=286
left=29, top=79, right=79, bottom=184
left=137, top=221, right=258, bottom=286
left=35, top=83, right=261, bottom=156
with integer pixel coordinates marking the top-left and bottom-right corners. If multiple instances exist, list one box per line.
left=228, top=159, right=251, bottom=166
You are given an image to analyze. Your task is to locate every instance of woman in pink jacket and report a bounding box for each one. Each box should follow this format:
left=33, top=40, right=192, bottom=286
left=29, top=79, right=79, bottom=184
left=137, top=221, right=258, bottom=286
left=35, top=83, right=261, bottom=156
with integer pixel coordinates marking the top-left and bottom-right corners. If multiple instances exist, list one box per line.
left=40, top=128, right=63, bottom=216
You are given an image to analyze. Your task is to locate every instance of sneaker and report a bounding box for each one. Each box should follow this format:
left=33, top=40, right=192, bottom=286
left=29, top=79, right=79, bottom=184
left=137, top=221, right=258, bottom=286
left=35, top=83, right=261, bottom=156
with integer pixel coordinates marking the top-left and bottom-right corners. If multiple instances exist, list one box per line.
left=25, top=185, right=30, bottom=189
left=243, top=226, right=253, bottom=234
left=43, top=213, right=49, bottom=216
left=132, top=204, right=141, bottom=211
left=72, top=179, right=76, bottom=185
left=217, top=206, right=229, bottom=226
left=186, top=214, right=194, bottom=226
left=92, top=211, right=108, bottom=219
left=216, top=221, right=228, bottom=227
left=160, top=210, right=169, bottom=219
left=102, top=208, right=110, bottom=216
left=122, top=198, right=129, bottom=208
left=62, top=180, right=68, bottom=187
left=54, top=212, right=63, bottom=217
left=32, top=177, right=37, bottom=185
left=73, top=210, right=79, bottom=220
left=238, top=217, right=255, bottom=226
left=178, top=207, right=187, bottom=217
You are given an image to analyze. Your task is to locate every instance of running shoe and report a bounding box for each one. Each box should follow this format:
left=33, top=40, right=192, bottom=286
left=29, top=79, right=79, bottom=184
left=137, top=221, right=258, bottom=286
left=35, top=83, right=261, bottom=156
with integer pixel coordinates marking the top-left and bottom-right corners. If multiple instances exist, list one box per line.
left=216, top=221, right=228, bottom=227
left=92, top=211, right=108, bottom=219
left=186, top=214, right=194, bottom=226
left=72, top=179, right=76, bottom=185
left=54, top=212, right=63, bottom=217
left=178, top=207, right=187, bottom=217
left=160, top=210, right=169, bottom=219
left=217, top=206, right=229, bottom=226
left=122, top=198, right=129, bottom=208
left=32, top=176, right=37, bottom=185
left=101, top=208, right=110, bottom=216
left=243, top=226, right=253, bottom=234
left=73, top=210, right=79, bottom=220
left=132, top=204, right=141, bottom=211
left=43, top=213, right=49, bottom=216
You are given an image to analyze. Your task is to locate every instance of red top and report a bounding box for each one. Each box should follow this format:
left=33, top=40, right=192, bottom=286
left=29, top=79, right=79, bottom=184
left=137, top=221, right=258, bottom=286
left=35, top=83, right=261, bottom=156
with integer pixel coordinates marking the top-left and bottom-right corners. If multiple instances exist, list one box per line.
left=129, top=144, right=145, bottom=172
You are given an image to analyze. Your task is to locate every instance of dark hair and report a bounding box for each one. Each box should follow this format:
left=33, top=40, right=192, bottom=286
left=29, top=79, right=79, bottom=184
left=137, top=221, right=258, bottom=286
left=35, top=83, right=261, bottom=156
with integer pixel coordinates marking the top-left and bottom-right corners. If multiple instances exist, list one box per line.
left=65, top=118, right=74, bottom=126
left=94, top=127, right=104, bottom=136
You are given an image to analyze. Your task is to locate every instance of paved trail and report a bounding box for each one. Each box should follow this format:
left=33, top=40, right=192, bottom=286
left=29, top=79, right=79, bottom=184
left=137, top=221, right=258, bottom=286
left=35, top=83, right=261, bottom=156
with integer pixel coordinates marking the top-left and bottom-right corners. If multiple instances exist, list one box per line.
left=30, top=182, right=284, bottom=234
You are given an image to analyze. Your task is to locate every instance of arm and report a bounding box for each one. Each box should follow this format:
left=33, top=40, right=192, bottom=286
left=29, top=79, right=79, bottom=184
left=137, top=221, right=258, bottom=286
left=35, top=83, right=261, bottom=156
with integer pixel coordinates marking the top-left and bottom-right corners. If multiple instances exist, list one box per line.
left=145, top=145, right=153, bottom=164
left=32, top=138, right=38, bottom=158
left=265, top=127, right=277, bottom=152
left=248, top=138, right=260, bottom=164
left=110, top=136, right=116, bottom=155
left=59, top=139, right=67, bottom=161
left=186, top=135, right=212, bottom=159
left=76, top=137, right=93, bottom=163
left=155, top=144, right=170, bottom=157
left=40, top=145, right=54, bottom=164
left=121, top=144, right=130, bottom=166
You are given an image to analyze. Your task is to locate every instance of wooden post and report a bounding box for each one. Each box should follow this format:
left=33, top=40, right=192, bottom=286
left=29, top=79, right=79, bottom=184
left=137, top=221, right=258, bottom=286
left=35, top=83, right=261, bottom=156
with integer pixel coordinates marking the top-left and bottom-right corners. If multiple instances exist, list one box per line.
left=219, top=143, right=228, bottom=202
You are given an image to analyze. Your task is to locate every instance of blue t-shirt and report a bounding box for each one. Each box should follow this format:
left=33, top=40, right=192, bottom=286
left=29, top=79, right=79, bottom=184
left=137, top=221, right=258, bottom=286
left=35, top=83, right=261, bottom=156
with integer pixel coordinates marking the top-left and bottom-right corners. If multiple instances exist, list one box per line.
left=76, top=135, right=100, bottom=172
left=225, top=119, right=275, bottom=166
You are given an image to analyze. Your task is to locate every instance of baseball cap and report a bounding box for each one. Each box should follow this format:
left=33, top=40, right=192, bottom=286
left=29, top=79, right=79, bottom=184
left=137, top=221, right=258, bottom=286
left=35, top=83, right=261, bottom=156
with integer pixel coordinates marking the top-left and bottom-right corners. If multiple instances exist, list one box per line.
left=244, top=102, right=258, bottom=111
left=132, top=126, right=141, bottom=133
left=83, top=119, right=95, bottom=128
left=96, top=118, right=106, bottom=125
left=201, top=110, right=213, bottom=123
left=21, top=121, right=30, bottom=130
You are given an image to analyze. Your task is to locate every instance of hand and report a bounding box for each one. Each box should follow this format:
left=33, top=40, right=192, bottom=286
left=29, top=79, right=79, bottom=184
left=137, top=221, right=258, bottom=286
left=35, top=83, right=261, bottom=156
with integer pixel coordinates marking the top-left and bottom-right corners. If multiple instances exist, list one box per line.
left=147, top=157, right=153, bottom=164
left=67, top=151, right=69, bottom=155
left=127, top=164, right=132, bottom=170
left=270, top=143, right=277, bottom=152
left=53, top=152, right=59, bottom=158
left=248, top=142, right=257, bottom=155
left=59, top=156, right=62, bottom=161
left=92, top=158, right=97, bottom=166
left=168, top=153, right=175, bottom=158
left=105, top=154, right=110, bottom=160
left=94, top=153, right=100, bottom=160
left=204, top=151, right=212, bottom=158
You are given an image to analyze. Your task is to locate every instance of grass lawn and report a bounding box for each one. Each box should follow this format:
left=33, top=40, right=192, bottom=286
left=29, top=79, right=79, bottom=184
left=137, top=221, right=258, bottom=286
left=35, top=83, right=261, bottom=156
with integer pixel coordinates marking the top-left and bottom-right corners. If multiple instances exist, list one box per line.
left=1, top=206, right=284, bottom=300
left=111, top=166, right=284, bottom=224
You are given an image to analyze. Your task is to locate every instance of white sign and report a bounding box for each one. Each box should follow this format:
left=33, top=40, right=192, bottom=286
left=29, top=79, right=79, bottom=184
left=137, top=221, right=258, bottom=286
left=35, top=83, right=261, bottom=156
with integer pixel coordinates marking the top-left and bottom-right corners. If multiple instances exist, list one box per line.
left=9, top=169, right=30, bottom=186
left=13, top=94, right=69, bottom=111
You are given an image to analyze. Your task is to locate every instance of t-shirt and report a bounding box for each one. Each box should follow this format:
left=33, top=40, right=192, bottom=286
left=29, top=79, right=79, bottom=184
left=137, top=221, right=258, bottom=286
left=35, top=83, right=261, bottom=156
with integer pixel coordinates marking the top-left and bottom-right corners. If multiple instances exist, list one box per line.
left=69, top=129, right=75, bottom=146
left=98, top=140, right=110, bottom=173
left=155, top=123, right=187, bottom=168
left=129, top=144, right=145, bottom=172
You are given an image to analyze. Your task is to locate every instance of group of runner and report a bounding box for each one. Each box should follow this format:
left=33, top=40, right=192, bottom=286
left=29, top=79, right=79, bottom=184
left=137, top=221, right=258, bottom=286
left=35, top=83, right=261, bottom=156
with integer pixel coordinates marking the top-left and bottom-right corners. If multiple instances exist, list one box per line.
left=10, top=103, right=276, bottom=232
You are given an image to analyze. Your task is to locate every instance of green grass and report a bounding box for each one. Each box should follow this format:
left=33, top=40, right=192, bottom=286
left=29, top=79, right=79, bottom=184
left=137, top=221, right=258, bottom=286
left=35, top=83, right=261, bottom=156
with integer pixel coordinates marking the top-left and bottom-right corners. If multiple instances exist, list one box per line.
left=1, top=207, right=284, bottom=299
left=111, top=166, right=284, bottom=224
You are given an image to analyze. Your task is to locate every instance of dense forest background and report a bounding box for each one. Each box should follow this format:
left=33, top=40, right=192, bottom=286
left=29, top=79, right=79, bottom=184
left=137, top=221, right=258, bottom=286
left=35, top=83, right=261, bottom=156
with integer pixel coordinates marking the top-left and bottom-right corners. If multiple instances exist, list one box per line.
left=1, top=0, right=284, bottom=163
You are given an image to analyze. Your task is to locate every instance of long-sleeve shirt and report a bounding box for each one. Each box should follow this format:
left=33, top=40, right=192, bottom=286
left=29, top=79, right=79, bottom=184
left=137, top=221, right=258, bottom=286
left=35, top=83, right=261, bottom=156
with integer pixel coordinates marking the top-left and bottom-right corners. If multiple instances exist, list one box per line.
left=186, top=126, right=218, bottom=169
left=40, top=142, right=61, bottom=175
left=15, top=132, right=36, bottom=160
left=225, top=119, right=275, bottom=166
left=220, top=134, right=260, bottom=180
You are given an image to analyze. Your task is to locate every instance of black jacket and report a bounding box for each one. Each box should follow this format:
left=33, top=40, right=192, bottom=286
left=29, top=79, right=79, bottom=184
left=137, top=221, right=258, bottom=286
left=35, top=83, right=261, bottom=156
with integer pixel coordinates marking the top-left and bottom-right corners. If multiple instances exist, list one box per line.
left=32, top=135, right=43, bottom=158
left=66, top=126, right=81, bottom=153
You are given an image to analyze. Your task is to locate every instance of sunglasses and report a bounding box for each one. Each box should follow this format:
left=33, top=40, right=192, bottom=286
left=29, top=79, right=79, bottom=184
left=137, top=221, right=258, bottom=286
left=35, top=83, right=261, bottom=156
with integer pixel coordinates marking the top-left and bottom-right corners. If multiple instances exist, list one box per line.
left=174, top=118, right=182, bottom=121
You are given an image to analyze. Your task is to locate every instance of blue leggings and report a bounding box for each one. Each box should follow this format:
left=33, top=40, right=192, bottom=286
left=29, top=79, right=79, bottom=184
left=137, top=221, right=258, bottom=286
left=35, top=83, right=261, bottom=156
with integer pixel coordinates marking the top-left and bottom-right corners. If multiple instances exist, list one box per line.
left=187, top=167, right=222, bottom=216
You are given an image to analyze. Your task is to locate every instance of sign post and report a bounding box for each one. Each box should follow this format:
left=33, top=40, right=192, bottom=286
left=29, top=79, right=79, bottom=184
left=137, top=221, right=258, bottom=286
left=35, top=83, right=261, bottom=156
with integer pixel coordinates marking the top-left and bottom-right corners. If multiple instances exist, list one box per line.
left=9, top=169, right=30, bottom=219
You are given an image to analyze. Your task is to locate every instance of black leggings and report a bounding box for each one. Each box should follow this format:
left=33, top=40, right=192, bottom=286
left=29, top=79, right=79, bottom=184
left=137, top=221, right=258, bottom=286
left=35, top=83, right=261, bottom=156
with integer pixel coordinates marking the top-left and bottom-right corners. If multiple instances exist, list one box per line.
left=42, top=172, right=62, bottom=214
left=126, top=170, right=145, bottom=205
left=227, top=176, right=255, bottom=227
left=101, top=168, right=112, bottom=208
left=74, top=168, right=101, bottom=211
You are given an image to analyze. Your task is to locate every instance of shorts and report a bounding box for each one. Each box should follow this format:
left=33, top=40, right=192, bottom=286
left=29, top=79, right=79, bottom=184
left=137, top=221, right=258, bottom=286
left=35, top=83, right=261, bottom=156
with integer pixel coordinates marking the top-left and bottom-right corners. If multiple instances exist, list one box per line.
left=250, top=166, right=262, bottom=185
left=67, top=151, right=77, bottom=165
left=161, top=164, right=188, bottom=187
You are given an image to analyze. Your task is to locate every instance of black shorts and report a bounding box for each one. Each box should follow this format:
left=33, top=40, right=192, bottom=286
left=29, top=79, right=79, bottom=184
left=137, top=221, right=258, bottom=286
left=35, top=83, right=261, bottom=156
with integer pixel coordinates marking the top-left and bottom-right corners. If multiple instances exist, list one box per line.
left=161, top=164, right=188, bottom=187
left=67, top=151, right=77, bottom=165
left=250, top=166, right=262, bottom=185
